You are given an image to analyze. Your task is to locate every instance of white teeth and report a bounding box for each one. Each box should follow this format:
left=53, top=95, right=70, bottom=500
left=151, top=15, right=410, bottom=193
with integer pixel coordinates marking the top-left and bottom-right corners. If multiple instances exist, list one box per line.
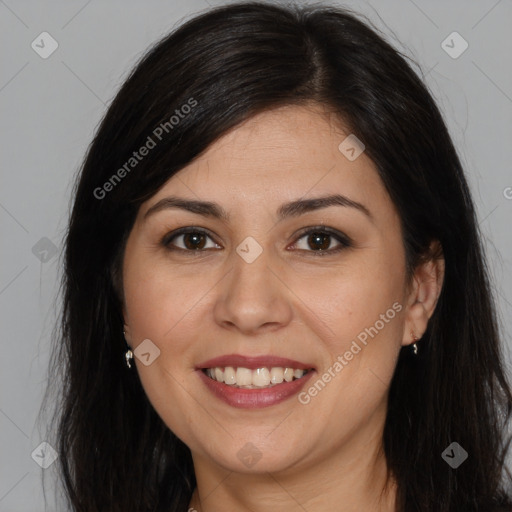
left=270, top=367, right=284, bottom=384
left=236, top=367, right=252, bottom=386
left=224, top=366, right=236, bottom=385
left=204, top=366, right=310, bottom=388
left=252, top=367, right=270, bottom=387
left=214, top=367, right=224, bottom=383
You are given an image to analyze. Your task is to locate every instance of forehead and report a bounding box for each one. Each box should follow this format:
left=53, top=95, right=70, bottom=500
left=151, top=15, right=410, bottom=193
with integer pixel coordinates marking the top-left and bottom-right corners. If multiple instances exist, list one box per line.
left=140, top=104, right=390, bottom=222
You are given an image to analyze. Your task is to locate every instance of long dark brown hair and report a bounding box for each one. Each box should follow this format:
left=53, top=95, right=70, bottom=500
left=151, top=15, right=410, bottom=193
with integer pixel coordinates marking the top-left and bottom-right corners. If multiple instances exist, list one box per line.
left=41, top=2, right=512, bottom=510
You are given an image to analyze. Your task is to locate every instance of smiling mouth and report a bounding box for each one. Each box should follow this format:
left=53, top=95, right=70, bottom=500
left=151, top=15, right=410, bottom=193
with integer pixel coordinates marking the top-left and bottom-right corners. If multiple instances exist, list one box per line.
left=203, top=366, right=312, bottom=389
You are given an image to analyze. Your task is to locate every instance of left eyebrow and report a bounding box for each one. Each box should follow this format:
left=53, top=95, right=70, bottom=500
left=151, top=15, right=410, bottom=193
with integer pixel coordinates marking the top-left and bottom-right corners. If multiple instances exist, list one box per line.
left=276, top=194, right=373, bottom=222
left=143, top=193, right=373, bottom=223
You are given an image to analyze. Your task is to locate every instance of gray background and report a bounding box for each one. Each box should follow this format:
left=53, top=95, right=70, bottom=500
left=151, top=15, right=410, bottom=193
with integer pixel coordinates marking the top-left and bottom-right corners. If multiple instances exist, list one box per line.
left=1, top=0, right=511, bottom=510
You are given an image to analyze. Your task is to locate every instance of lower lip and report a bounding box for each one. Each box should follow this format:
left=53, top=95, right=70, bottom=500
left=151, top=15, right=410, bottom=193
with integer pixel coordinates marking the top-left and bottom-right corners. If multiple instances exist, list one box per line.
left=197, top=370, right=315, bottom=409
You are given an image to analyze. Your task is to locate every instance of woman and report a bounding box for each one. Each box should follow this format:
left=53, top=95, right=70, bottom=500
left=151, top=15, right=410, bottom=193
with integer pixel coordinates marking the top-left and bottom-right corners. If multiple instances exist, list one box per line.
left=44, top=1, right=512, bottom=510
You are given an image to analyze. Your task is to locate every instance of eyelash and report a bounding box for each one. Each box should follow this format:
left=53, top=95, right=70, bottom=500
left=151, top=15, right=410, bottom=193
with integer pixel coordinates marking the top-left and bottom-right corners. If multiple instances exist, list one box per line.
left=160, top=226, right=353, bottom=257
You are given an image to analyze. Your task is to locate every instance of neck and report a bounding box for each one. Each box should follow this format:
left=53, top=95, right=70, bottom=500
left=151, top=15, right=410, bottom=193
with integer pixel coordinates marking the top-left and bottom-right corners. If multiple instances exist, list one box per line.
left=188, top=407, right=396, bottom=511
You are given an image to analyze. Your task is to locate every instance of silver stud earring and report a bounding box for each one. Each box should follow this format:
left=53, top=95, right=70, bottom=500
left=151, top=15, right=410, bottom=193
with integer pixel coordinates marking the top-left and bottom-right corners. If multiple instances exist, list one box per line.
left=123, top=329, right=133, bottom=369
left=125, top=349, right=134, bottom=368
left=411, top=330, right=419, bottom=355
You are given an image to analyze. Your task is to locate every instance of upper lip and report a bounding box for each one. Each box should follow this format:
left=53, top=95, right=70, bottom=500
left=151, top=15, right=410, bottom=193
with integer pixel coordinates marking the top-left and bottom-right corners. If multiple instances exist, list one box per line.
left=196, top=354, right=314, bottom=371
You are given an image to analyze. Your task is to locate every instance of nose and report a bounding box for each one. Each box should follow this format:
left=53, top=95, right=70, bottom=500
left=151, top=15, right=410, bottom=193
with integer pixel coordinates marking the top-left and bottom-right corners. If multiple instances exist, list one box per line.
left=213, top=246, right=293, bottom=335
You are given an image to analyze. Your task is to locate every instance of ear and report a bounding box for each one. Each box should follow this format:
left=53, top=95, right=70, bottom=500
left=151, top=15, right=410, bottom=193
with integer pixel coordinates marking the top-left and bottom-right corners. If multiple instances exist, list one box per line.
left=402, top=240, right=445, bottom=346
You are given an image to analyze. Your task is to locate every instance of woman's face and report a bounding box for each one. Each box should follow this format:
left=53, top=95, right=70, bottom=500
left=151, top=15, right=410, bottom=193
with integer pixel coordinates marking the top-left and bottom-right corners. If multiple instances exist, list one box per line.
left=122, top=104, right=421, bottom=475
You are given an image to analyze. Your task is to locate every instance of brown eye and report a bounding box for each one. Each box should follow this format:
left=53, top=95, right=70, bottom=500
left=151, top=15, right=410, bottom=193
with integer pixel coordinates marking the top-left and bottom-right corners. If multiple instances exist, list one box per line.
left=182, top=232, right=207, bottom=250
left=161, top=226, right=351, bottom=256
left=162, top=228, right=220, bottom=252
left=292, top=227, right=352, bottom=255
left=306, top=232, right=331, bottom=251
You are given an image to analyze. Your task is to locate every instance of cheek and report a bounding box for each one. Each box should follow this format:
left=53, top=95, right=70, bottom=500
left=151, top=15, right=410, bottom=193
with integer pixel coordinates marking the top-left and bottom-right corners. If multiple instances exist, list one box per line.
left=291, top=249, right=405, bottom=411
left=123, top=248, right=204, bottom=342
left=294, top=285, right=404, bottom=448
left=298, top=250, right=405, bottom=346
left=122, top=254, right=204, bottom=441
